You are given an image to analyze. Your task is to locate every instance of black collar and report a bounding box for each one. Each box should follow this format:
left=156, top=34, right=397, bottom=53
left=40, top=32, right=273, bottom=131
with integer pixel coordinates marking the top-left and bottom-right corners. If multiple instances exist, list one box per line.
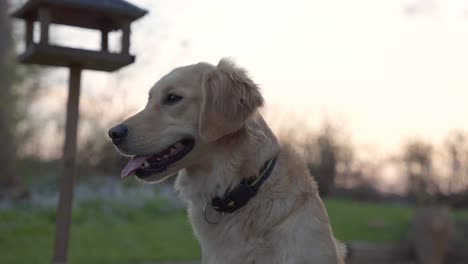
left=209, top=155, right=278, bottom=213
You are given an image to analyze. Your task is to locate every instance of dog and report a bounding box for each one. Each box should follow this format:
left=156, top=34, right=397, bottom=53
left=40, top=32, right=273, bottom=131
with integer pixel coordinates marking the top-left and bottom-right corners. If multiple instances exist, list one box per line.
left=109, top=58, right=345, bottom=263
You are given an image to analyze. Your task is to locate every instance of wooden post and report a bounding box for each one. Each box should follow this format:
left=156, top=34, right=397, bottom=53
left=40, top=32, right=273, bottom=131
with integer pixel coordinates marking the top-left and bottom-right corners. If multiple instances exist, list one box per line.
left=38, top=6, right=50, bottom=45
left=101, top=29, right=109, bottom=52
left=25, top=20, right=33, bottom=46
left=411, top=206, right=454, bottom=264
left=121, top=21, right=130, bottom=54
left=52, top=65, right=81, bottom=264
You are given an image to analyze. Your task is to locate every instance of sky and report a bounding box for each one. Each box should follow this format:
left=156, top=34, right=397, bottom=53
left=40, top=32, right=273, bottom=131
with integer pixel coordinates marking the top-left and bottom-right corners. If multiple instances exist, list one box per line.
left=30, top=0, right=468, bottom=158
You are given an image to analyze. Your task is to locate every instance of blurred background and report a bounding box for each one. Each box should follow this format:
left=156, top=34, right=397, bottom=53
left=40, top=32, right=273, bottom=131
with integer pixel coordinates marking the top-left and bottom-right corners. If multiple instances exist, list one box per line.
left=1, top=0, right=468, bottom=263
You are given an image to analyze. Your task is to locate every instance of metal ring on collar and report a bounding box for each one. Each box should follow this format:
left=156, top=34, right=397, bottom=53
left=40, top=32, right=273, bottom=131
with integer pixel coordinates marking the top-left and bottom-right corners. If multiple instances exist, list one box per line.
left=203, top=201, right=224, bottom=224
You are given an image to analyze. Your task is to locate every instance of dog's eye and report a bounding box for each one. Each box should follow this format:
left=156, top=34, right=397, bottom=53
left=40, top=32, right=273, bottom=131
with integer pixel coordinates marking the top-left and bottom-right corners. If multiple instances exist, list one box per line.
left=163, top=94, right=183, bottom=105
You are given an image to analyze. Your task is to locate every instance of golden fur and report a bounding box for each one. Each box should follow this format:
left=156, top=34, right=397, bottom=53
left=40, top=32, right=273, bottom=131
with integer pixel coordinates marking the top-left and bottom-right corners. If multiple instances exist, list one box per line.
left=113, top=58, right=345, bottom=263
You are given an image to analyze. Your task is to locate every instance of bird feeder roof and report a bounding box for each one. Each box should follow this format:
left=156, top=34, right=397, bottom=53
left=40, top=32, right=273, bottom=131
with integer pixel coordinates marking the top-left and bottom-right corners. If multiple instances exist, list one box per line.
left=11, top=0, right=148, bottom=30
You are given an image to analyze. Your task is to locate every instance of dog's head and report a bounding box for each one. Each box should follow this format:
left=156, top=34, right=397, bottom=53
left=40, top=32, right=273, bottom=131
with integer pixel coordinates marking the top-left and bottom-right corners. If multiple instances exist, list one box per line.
left=109, top=58, right=264, bottom=183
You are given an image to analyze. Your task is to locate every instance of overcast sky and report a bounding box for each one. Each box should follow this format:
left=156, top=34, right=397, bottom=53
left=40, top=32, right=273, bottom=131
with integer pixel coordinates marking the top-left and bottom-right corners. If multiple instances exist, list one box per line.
left=39, top=0, right=468, bottom=157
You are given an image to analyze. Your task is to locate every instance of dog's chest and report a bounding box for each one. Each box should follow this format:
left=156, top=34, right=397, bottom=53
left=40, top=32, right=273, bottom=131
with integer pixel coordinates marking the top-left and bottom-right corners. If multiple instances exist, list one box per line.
left=188, top=206, right=275, bottom=263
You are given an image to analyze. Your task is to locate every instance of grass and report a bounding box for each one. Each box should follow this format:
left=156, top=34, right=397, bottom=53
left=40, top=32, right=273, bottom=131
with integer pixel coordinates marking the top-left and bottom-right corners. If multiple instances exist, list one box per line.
left=326, top=198, right=414, bottom=242
left=1, top=197, right=467, bottom=264
left=0, top=200, right=200, bottom=264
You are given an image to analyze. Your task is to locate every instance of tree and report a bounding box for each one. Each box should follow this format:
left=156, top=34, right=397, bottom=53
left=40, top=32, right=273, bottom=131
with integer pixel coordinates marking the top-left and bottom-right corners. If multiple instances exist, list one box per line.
left=0, top=0, right=37, bottom=198
left=307, top=132, right=337, bottom=196
left=0, top=0, right=19, bottom=195
left=402, top=140, right=437, bottom=204
left=305, top=122, right=353, bottom=196
left=444, top=131, right=468, bottom=194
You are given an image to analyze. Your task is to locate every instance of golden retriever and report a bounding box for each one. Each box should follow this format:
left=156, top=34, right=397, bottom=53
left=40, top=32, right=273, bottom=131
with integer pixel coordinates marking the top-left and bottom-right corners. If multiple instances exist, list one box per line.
left=109, top=58, right=345, bottom=263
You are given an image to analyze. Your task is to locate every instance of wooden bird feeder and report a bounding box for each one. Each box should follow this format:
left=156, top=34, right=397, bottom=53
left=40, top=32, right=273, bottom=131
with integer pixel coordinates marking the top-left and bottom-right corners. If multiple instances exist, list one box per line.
left=11, top=1, right=147, bottom=264
left=12, top=0, right=147, bottom=71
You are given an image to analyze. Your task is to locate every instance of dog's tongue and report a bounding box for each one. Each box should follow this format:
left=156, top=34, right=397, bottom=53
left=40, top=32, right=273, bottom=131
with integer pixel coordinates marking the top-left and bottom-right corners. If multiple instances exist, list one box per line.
left=121, top=156, right=148, bottom=178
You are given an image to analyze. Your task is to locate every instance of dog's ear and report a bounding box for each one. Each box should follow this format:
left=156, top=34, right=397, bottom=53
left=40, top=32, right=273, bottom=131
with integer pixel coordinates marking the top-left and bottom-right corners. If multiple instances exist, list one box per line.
left=199, top=58, right=264, bottom=142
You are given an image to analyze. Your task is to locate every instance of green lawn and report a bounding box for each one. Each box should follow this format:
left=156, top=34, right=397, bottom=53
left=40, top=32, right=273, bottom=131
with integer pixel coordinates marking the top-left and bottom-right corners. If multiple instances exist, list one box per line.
left=0, top=200, right=200, bottom=264
left=1, top=198, right=467, bottom=264
left=326, top=198, right=414, bottom=242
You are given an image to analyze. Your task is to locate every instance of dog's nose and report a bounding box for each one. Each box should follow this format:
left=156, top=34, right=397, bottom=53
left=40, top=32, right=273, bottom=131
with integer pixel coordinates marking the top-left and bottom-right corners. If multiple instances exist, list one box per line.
left=108, top=124, right=128, bottom=145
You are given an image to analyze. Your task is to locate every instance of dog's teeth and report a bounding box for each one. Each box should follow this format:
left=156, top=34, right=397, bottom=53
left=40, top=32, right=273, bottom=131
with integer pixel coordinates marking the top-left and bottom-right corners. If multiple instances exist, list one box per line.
left=144, top=161, right=150, bottom=168
left=163, top=154, right=169, bottom=158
